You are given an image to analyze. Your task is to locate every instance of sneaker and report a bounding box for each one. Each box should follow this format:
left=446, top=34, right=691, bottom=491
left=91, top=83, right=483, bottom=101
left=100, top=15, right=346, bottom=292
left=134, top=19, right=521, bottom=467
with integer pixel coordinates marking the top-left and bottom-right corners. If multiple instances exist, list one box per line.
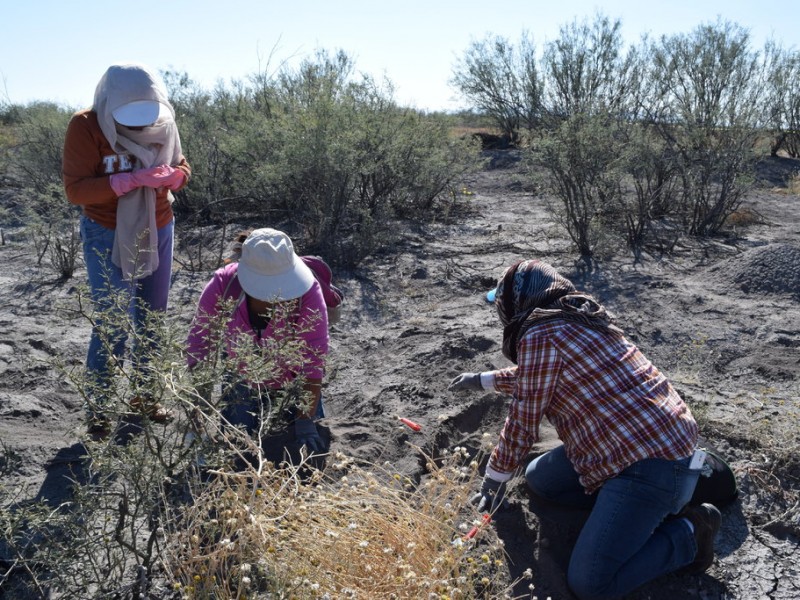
left=682, top=503, right=722, bottom=573
left=130, top=396, right=174, bottom=424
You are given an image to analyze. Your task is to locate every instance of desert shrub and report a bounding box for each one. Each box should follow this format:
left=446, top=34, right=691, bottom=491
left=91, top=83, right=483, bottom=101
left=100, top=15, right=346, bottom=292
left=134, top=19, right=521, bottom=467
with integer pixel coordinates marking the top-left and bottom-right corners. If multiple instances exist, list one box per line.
left=452, top=16, right=774, bottom=257
left=46, top=218, right=80, bottom=279
left=167, top=52, right=476, bottom=269
left=1, top=103, right=81, bottom=276
left=533, top=112, right=627, bottom=258
left=2, top=102, right=70, bottom=192
left=163, top=72, right=269, bottom=271
left=643, top=20, right=762, bottom=236
left=540, top=13, right=643, bottom=123
left=261, top=53, right=477, bottom=263
left=762, top=43, right=800, bottom=157
left=0, top=308, right=196, bottom=596
left=451, top=31, right=543, bottom=145
left=0, top=287, right=311, bottom=596
left=615, top=124, right=683, bottom=255
left=22, top=183, right=82, bottom=277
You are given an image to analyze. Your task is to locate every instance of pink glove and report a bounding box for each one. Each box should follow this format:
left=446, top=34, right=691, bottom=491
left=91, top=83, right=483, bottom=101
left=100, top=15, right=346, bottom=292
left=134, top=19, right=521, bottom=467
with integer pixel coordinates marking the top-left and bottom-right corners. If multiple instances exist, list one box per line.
left=160, top=166, right=187, bottom=190
left=109, top=164, right=185, bottom=196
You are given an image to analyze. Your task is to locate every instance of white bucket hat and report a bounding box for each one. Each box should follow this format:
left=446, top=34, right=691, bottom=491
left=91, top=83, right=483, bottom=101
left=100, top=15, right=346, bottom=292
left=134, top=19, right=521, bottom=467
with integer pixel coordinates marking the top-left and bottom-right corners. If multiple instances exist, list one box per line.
left=112, top=100, right=164, bottom=126
left=237, top=228, right=315, bottom=301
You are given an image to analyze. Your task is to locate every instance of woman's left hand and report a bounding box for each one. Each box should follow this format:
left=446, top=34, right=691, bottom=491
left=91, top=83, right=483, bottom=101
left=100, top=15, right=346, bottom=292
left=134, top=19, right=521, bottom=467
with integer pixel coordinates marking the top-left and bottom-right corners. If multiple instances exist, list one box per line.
left=158, top=164, right=186, bottom=190
left=295, top=418, right=324, bottom=453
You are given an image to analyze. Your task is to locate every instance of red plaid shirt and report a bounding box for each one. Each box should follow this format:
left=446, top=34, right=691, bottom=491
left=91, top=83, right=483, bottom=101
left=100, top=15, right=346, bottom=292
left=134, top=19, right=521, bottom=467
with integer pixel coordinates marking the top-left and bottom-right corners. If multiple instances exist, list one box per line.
left=489, top=320, right=697, bottom=494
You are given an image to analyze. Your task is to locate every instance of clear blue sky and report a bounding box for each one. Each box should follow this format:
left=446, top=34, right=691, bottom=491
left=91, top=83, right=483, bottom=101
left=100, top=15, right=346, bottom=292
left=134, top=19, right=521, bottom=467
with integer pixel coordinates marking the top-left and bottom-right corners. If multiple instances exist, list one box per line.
left=2, top=0, right=798, bottom=112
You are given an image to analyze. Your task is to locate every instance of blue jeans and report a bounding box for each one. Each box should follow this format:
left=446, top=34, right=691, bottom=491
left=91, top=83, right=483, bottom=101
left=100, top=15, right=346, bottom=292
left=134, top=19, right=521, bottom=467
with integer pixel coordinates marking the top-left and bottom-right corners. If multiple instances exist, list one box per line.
left=80, top=215, right=174, bottom=416
left=525, top=445, right=700, bottom=600
left=220, top=380, right=325, bottom=435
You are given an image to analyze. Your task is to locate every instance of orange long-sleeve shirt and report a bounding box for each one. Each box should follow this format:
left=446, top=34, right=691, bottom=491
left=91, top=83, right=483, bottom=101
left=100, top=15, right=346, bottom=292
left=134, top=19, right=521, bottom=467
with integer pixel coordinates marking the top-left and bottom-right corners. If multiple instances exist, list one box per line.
left=62, top=109, right=191, bottom=230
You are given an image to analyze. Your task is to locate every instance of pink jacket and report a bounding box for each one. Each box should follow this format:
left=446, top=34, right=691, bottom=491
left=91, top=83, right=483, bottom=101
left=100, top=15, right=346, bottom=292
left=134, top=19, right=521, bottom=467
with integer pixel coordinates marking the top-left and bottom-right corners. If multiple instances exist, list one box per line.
left=186, top=263, right=328, bottom=386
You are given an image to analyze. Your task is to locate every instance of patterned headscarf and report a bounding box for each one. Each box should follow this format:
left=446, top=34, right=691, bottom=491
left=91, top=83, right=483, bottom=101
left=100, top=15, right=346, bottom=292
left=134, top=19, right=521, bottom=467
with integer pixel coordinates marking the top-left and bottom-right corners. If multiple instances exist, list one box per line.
left=495, top=260, right=623, bottom=363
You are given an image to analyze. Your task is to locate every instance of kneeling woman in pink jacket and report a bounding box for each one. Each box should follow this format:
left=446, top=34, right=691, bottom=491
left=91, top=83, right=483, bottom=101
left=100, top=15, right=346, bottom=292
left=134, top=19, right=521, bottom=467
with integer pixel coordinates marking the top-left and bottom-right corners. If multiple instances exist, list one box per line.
left=186, top=228, right=329, bottom=459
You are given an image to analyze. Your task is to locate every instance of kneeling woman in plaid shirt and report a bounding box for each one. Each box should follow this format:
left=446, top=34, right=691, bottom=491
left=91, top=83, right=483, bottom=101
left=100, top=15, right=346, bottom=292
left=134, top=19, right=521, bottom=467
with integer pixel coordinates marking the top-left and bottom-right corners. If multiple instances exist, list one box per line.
left=449, top=259, right=721, bottom=600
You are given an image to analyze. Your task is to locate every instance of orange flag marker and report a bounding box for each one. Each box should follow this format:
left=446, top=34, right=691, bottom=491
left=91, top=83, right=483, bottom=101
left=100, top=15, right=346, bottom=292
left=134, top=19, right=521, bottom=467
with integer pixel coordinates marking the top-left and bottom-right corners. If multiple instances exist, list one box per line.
left=399, top=417, right=422, bottom=431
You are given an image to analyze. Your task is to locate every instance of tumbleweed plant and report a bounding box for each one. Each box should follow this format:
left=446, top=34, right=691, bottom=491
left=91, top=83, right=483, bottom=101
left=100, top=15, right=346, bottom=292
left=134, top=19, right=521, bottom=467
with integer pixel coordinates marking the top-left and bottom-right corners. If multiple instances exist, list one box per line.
left=165, top=445, right=517, bottom=600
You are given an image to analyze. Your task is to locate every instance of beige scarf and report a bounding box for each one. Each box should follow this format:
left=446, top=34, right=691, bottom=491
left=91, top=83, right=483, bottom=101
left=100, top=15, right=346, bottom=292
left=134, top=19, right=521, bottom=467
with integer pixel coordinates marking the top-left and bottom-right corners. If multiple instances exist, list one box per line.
left=93, top=64, right=182, bottom=281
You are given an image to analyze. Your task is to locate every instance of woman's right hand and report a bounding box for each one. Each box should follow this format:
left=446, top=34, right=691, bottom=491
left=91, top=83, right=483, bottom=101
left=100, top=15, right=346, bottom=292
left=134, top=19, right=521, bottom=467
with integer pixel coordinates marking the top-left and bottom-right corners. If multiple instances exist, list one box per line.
left=109, top=164, right=184, bottom=196
left=448, top=372, right=484, bottom=392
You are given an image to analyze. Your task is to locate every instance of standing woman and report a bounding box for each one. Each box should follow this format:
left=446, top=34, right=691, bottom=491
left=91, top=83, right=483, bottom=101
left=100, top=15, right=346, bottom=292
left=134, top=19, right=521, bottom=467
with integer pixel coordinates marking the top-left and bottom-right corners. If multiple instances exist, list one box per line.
left=62, top=63, right=191, bottom=439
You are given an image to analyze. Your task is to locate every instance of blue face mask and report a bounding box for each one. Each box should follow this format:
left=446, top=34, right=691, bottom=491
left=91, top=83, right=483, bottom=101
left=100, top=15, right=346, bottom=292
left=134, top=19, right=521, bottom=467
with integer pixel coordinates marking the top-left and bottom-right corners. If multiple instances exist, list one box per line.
left=486, top=287, right=497, bottom=303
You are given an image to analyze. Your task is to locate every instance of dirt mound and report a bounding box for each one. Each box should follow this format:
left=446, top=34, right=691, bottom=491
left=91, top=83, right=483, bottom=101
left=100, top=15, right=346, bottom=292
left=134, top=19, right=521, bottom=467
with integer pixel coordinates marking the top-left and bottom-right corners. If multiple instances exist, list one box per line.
left=707, top=243, right=800, bottom=298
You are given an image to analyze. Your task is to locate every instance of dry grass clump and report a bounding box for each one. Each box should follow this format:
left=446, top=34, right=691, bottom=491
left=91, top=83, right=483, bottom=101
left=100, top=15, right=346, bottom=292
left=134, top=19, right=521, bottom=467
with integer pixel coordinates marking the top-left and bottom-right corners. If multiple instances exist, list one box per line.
left=724, top=206, right=764, bottom=228
left=449, top=126, right=503, bottom=139
left=166, top=446, right=520, bottom=600
left=787, top=172, right=800, bottom=195
left=770, top=171, right=800, bottom=196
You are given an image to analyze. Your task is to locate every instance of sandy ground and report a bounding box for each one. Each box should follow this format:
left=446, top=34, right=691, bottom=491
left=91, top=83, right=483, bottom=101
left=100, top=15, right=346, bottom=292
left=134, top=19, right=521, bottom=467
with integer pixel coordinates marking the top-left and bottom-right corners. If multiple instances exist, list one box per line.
left=2, top=150, right=800, bottom=598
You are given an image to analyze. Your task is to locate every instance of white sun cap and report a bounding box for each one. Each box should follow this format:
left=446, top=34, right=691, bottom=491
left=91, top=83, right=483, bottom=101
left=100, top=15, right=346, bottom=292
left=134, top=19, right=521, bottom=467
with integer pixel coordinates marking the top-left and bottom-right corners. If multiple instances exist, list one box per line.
left=112, top=100, right=163, bottom=126
left=236, top=228, right=316, bottom=301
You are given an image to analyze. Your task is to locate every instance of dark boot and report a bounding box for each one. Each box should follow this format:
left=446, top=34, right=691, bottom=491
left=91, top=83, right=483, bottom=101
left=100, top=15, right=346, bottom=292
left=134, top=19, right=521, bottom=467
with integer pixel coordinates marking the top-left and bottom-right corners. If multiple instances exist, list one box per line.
left=681, top=502, right=722, bottom=573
